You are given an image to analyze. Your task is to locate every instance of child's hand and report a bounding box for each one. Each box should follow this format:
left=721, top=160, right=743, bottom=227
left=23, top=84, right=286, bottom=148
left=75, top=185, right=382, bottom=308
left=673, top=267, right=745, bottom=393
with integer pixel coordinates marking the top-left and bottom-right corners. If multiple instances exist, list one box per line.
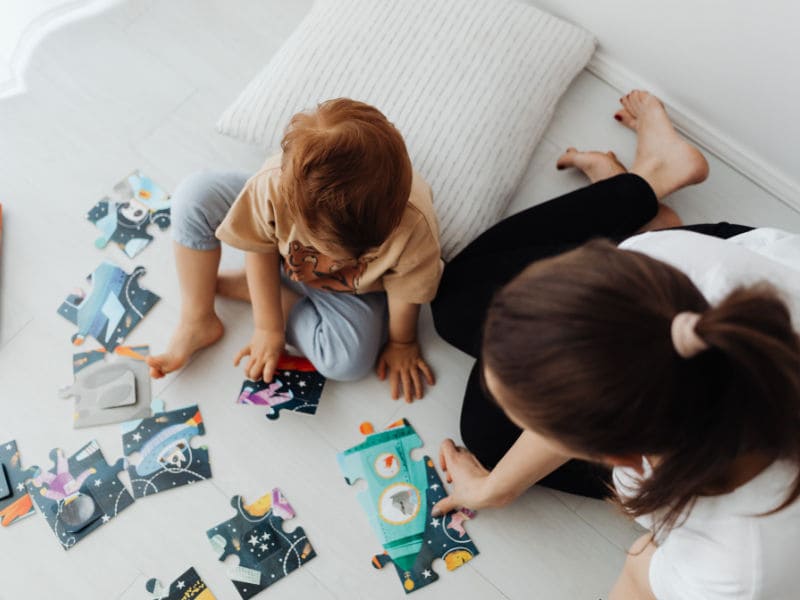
left=234, top=328, right=285, bottom=381
left=376, top=340, right=435, bottom=402
left=432, top=439, right=492, bottom=516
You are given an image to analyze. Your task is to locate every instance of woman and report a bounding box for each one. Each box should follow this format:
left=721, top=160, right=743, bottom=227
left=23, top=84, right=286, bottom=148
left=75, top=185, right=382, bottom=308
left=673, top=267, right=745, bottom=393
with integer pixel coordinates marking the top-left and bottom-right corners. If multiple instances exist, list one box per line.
left=430, top=91, right=800, bottom=598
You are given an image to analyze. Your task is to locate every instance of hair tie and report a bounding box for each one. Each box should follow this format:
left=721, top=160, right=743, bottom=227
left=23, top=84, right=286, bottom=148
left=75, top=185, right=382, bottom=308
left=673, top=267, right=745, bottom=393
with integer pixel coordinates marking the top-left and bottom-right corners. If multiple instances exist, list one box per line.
left=671, top=312, right=709, bottom=359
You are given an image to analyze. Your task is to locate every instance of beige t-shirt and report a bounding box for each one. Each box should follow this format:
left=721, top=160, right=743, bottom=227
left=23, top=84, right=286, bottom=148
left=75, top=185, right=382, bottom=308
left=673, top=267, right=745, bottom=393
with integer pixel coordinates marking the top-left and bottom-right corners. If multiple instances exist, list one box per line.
left=216, top=154, right=443, bottom=304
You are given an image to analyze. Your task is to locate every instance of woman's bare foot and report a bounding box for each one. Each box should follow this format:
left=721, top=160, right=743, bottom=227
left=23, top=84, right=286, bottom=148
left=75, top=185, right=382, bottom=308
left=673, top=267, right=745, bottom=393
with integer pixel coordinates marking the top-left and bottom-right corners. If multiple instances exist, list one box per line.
left=619, top=90, right=709, bottom=199
left=217, top=269, right=250, bottom=302
left=556, top=148, right=627, bottom=183
left=146, top=314, right=224, bottom=378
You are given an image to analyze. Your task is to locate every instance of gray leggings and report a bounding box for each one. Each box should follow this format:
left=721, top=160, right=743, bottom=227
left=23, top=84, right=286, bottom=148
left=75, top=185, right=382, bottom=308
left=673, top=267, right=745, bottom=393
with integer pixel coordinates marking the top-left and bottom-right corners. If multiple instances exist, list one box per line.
left=171, top=170, right=388, bottom=381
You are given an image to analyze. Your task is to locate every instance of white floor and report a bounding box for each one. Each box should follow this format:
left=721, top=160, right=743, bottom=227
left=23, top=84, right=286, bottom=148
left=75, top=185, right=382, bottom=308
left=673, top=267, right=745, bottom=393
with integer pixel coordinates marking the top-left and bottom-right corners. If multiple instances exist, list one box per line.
left=2, top=2, right=799, bottom=599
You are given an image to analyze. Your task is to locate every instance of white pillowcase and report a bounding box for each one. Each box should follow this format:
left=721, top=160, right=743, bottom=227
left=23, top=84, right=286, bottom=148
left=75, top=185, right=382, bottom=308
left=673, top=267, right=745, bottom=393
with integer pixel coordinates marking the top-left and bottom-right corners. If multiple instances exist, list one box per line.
left=217, top=0, right=595, bottom=259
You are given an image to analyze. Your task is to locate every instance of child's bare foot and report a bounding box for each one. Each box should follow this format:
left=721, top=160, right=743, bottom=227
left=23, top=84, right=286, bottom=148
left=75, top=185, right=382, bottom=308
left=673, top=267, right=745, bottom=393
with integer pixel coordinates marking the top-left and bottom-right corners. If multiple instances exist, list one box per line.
left=556, top=148, right=627, bottom=183
left=216, top=269, right=250, bottom=302
left=621, top=90, right=709, bottom=199
left=147, top=314, right=224, bottom=378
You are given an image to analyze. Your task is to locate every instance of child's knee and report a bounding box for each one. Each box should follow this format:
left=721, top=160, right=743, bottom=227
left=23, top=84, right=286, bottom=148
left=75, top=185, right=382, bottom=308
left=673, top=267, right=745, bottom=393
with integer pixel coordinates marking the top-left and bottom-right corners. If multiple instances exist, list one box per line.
left=171, top=171, right=230, bottom=250
left=314, top=351, right=375, bottom=382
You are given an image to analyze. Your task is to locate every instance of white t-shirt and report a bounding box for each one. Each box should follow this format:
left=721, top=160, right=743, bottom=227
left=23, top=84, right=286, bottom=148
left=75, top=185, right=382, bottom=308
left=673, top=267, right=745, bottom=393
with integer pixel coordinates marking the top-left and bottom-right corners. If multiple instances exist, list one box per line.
left=613, top=228, right=800, bottom=600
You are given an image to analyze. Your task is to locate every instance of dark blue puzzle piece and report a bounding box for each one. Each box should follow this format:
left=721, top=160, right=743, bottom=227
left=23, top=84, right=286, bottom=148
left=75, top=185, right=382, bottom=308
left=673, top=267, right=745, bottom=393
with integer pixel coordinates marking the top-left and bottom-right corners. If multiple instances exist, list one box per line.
left=0, top=440, right=35, bottom=527
left=57, top=262, right=159, bottom=351
left=146, top=566, right=216, bottom=599
left=121, top=401, right=211, bottom=498
left=25, top=441, right=134, bottom=549
left=206, top=489, right=316, bottom=599
left=236, top=355, right=325, bottom=420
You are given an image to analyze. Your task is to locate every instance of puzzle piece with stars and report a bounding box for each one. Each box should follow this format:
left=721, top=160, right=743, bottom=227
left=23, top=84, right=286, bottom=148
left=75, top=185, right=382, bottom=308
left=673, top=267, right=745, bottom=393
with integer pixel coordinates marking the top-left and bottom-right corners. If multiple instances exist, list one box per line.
left=338, top=419, right=479, bottom=594
left=237, top=355, right=326, bottom=420
left=57, top=261, right=159, bottom=351
left=25, top=441, right=134, bottom=549
left=146, top=566, right=216, bottom=600
left=87, top=170, right=171, bottom=258
left=206, top=489, right=316, bottom=599
left=0, top=440, right=35, bottom=527
left=121, top=400, right=211, bottom=499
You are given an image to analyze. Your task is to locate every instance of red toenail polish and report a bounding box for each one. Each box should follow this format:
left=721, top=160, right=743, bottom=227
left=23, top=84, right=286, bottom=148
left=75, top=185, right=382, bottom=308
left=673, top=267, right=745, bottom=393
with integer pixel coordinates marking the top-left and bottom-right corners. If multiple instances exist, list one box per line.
left=614, top=114, right=622, bottom=121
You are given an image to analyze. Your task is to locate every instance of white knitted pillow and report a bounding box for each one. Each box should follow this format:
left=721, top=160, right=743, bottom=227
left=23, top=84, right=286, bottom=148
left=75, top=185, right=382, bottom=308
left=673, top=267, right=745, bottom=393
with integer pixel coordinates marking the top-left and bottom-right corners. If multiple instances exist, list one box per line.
left=217, top=0, right=595, bottom=259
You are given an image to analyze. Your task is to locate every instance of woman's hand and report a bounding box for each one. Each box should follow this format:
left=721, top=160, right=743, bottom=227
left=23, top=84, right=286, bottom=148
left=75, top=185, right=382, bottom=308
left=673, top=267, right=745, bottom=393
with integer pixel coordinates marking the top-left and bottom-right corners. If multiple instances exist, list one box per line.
left=234, top=328, right=285, bottom=381
left=432, top=439, right=498, bottom=516
left=376, top=340, right=435, bottom=402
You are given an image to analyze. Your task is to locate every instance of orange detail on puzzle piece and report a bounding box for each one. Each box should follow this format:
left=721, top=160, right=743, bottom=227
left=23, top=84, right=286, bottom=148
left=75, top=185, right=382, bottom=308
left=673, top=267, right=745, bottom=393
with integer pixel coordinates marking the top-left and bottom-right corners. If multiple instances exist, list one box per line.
left=275, top=355, right=316, bottom=372
left=0, top=493, right=32, bottom=527
left=114, top=346, right=146, bottom=361
left=359, top=422, right=375, bottom=436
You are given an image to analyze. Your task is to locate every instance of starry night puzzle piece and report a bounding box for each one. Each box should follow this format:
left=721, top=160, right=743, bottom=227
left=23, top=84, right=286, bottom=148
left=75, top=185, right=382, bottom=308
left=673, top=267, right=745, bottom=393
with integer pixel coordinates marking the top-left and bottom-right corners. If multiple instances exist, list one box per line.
left=146, top=567, right=216, bottom=600
left=206, top=489, right=316, bottom=599
left=121, top=400, right=211, bottom=498
left=57, top=261, right=159, bottom=351
left=87, top=170, right=171, bottom=258
left=0, top=440, right=35, bottom=527
left=59, top=345, right=152, bottom=428
left=338, top=419, right=479, bottom=594
left=24, top=440, right=133, bottom=549
left=237, top=355, right=326, bottom=420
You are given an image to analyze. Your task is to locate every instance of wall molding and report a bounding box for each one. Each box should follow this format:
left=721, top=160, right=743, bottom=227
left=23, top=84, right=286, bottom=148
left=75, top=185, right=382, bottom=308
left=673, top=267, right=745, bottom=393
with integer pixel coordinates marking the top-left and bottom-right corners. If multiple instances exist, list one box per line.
left=587, top=52, right=800, bottom=213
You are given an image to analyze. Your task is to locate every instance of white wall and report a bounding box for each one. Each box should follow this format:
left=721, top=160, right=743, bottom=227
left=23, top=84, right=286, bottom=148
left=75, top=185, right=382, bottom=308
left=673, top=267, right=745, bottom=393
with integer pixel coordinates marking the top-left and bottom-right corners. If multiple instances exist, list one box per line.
left=526, top=0, right=800, bottom=203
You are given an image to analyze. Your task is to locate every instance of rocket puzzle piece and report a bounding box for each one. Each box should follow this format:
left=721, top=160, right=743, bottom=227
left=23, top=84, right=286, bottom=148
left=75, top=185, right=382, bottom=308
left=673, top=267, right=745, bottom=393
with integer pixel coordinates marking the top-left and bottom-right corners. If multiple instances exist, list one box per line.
left=237, top=355, right=326, bottom=420
left=121, top=400, right=211, bottom=498
left=206, top=489, right=316, bottom=599
left=59, top=345, right=152, bottom=428
left=0, top=440, right=35, bottom=527
left=87, top=170, right=171, bottom=258
left=57, top=261, right=159, bottom=351
left=25, top=440, right=134, bottom=549
left=338, top=419, right=479, bottom=594
left=146, top=566, right=216, bottom=600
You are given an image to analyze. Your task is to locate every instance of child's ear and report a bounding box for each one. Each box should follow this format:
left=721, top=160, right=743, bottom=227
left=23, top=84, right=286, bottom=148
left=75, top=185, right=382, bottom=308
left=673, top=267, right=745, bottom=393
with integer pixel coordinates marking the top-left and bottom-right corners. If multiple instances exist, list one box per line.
left=603, top=454, right=647, bottom=475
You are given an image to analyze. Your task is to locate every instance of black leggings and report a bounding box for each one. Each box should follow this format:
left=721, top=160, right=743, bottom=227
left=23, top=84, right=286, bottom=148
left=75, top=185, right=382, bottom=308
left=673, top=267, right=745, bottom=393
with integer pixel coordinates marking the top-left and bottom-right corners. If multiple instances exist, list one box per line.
left=431, top=174, right=752, bottom=499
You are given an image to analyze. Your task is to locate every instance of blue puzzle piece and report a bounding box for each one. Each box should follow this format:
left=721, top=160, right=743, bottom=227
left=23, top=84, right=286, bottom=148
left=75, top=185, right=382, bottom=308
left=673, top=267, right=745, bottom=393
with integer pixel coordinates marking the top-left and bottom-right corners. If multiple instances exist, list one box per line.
left=25, top=441, right=134, bottom=549
left=206, top=489, right=316, bottom=599
left=236, top=355, right=325, bottom=421
left=57, top=262, right=159, bottom=351
left=338, top=419, right=479, bottom=593
left=0, top=440, right=35, bottom=527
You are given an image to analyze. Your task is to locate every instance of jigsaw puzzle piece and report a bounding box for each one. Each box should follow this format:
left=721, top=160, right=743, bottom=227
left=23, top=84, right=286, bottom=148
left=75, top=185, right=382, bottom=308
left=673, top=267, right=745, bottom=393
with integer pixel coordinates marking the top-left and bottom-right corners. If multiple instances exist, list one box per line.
left=60, top=346, right=152, bottom=428
left=57, top=263, right=159, bottom=351
left=25, top=441, right=133, bottom=549
left=121, top=401, right=211, bottom=499
left=237, top=355, right=326, bottom=420
left=146, top=567, right=216, bottom=599
left=0, top=440, right=35, bottom=527
left=338, top=420, right=479, bottom=593
left=87, top=170, right=171, bottom=258
left=206, top=488, right=316, bottom=599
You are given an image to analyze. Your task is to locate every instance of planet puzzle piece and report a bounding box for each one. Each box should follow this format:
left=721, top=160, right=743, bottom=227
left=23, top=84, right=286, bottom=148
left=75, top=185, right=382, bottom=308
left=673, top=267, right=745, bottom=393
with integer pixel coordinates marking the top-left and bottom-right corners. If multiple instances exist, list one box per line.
left=237, top=355, right=326, bottom=420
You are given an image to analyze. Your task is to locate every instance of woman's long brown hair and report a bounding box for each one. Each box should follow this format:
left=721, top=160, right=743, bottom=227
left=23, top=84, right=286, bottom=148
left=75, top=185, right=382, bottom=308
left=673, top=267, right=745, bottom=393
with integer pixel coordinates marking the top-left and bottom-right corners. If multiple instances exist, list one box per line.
left=483, top=240, right=800, bottom=533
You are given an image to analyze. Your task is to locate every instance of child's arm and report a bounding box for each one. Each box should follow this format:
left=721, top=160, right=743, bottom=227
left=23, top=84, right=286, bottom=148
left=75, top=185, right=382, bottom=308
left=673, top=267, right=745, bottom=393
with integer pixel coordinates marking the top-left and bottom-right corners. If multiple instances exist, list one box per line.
left=431, top=431, right=570, bottom=515
left=376, top=297, right=436, bottom=402
left=233, top=251, right=285, bottom=381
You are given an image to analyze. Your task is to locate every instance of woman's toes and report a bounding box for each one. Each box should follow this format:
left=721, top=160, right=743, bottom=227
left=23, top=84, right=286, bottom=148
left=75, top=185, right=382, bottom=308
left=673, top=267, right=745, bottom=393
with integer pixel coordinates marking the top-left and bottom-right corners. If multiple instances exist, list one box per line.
left=614, top=108, right=637, bottom=130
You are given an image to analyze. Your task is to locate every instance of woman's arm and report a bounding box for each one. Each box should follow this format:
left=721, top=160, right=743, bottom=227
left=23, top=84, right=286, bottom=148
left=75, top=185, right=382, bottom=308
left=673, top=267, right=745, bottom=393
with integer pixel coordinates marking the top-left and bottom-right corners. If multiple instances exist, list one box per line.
left=432, top=430, right=570, bottom=515
left=609, top=534, right=657, bottom=600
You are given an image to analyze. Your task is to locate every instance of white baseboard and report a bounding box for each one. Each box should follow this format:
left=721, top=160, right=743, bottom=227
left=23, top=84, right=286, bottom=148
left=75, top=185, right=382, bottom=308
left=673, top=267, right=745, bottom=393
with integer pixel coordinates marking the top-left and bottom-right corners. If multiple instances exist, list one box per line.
left=587, top=52, right=800, bottom=213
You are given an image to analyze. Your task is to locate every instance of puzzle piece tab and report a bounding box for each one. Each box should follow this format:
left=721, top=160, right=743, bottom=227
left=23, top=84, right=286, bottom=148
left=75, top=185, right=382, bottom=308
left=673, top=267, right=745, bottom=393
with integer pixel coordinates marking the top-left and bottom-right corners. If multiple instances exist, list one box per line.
left=60, top=345, right=152, bottom=428
left=121, top=400, right=211, bottom=498
left=146, top=567, right=216, bottom=600
left=206, top=489, right=316, bottom=599
left=338, top=419, right=479, bottom=593
left=57, top=262, right=159, bottom=351
left=87, top=170, right=171, bottom=258
left=25, top=440, right=133, bottom=549
left=0, top=440, right=35, bottom=527
left=237, top=355, right=326, bottom=420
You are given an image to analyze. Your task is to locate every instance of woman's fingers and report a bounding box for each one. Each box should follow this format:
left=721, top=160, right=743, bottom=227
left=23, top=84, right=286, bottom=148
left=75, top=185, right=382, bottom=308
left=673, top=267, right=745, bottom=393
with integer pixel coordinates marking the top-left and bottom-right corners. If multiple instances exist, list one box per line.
left=432, top=495, right=458, bottom=518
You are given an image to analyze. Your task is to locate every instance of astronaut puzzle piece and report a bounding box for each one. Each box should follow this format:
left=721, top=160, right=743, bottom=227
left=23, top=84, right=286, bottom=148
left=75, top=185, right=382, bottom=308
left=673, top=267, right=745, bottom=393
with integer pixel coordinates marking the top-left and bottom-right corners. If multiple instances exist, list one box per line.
left=87, top=170, right=171, bottom=258
left=206, top=489, right=316, bottom=599
left=121, top=400, right=211, bottom=498
left=60, top=345, right=152, bottom=428
left=0, top=440, right=35, bottom=527
left=237, top=355, right=326, bottom=420
left=57, top=261, right=159, bottom=351
left=338, top=419, right=479, bottom=594
left=146, top=566, right=216, bottom=600
left=25, top=440, right=134, bottom=549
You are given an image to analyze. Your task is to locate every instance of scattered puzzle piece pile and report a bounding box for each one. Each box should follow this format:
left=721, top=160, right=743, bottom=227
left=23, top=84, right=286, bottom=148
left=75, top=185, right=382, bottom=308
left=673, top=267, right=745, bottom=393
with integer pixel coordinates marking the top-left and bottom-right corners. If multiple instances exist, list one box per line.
left=338, top=419, right=479, bottom=593
left=237, top=355, right=326, bottom=420
left=206, top=488, right=316, bottom=599
left=0, top=440, right=35, bottom=527
left=146, top=567, right=216, bottom=600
